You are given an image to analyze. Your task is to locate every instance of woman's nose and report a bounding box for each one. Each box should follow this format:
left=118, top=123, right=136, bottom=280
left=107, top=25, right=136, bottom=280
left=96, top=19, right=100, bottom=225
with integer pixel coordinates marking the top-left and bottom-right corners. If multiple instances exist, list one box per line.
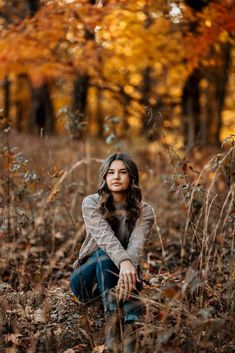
left=114, top=173, right=120, bottom=179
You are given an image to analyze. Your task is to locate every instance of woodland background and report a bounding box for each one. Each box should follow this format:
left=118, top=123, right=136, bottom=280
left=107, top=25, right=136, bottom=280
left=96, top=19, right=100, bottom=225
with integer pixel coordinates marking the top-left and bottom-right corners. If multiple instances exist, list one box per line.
left=0, top=1, right=235, bottom=353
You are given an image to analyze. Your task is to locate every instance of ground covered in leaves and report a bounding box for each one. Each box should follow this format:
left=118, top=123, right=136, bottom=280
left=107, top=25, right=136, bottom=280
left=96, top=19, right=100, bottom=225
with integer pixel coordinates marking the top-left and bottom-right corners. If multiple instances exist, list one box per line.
left=0, top=131, right=235, bottom=352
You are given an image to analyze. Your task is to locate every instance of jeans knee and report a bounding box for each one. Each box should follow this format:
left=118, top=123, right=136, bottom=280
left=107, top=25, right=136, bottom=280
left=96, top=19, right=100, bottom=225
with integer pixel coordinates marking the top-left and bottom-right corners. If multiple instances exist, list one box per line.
left=70, top=270, right=85, bottom=296
left=95, top=249, right=111, bottom=262
left=70, top=272, right=78, bottom=295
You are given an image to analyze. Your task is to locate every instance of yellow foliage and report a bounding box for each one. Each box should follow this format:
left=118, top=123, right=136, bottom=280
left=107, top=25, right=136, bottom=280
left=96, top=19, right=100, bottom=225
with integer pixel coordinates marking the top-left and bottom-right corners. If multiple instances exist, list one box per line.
left=219, top=31, right=229, bottom=43
left=128, top=116, right=142, bottom=130
left=0, top=0, right=233, bottom=136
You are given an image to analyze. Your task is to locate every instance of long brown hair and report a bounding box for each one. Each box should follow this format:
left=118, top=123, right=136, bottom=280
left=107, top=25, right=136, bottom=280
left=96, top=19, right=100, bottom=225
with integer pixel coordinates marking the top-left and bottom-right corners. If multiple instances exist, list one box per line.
left=97, top=152, right=142, bottom=234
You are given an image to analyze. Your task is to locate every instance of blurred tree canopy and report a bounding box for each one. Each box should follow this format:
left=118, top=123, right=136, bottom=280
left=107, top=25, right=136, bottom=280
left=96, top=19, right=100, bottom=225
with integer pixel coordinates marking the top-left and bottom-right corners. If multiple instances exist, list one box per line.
left=0, top=0, right=234, bottom=146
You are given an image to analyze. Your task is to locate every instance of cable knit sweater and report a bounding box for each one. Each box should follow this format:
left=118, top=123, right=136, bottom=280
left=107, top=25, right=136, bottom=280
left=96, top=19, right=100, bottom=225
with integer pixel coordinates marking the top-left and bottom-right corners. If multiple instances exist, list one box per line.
left=73, top=193, right=155, bottom=269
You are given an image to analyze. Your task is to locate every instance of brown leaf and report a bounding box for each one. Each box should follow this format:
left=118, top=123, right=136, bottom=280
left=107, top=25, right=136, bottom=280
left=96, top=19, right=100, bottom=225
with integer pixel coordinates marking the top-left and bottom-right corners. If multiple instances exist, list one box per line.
left=5, top=333, right=22, bottom=345
left=163, top=284, right=181, bottom=299
left=159, top=310, right=168, bottom=321
left=92, top=345, right=105, bottom=353
left=33, top=308, right=46, bottom=323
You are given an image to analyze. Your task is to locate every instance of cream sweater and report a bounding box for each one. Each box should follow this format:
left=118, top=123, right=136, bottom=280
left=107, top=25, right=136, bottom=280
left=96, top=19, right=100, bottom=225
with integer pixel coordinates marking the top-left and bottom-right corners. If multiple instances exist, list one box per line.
left=74, top=193, right=155, bottom=269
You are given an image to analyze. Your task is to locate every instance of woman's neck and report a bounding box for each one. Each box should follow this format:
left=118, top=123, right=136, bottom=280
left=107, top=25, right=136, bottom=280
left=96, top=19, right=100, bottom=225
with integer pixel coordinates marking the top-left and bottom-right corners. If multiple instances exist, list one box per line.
left=112, top=193, right=127, bottom=204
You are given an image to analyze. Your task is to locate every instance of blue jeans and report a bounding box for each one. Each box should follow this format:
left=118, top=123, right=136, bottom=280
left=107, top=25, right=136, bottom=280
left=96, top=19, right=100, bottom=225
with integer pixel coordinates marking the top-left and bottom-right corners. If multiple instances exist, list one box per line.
left=70, top=249, right=143, bottom=322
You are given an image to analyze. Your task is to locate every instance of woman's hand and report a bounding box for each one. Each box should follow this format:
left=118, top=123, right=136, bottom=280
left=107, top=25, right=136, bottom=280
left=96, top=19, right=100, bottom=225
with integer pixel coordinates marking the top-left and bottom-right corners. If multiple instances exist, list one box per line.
left=117, top=260, right=140, bottom=301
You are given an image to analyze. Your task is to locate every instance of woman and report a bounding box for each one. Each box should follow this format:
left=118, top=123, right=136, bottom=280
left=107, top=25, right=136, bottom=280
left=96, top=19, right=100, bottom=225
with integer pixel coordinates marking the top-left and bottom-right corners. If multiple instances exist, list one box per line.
left=70, top=152, right=155, bottom=353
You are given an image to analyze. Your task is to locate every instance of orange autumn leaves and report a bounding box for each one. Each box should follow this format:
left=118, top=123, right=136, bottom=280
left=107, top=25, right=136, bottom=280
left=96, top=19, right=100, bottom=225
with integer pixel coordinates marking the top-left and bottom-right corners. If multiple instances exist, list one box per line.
left=0, top=1, right=233, bottom=87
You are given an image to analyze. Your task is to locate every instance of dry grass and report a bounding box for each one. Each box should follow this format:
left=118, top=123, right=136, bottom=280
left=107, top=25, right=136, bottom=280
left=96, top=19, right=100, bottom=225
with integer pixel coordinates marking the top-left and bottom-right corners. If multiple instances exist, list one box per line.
left=0, top=128, right=234, bottom=353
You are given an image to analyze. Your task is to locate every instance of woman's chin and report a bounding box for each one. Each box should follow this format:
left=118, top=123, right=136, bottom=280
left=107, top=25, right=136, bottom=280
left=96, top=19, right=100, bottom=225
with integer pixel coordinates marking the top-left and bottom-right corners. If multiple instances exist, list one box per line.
left=110, top=187, right=126, bottom=192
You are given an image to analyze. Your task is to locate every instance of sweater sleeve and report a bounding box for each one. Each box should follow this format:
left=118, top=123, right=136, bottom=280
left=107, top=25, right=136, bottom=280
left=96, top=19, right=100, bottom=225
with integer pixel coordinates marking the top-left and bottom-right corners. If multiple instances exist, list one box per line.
left=126, top=203, right=155, bottom=267
left=82, top=195, right=132, bottom=268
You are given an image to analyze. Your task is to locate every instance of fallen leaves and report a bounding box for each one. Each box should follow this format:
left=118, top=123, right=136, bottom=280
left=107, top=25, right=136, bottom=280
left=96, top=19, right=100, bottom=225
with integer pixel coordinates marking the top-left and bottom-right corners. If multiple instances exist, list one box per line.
left=163, top=283, right=181, bottom=299
left=33, top=308, right=47, bottom=324
left=5, top=333, right=22, bottom=345
left=92, top=344, right=105, bottom=353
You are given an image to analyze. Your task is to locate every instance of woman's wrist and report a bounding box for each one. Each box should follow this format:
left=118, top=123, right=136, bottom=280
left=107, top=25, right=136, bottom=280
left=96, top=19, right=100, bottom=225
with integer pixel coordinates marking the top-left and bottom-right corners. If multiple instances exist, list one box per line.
left=120, top=259, right=134, bottom=267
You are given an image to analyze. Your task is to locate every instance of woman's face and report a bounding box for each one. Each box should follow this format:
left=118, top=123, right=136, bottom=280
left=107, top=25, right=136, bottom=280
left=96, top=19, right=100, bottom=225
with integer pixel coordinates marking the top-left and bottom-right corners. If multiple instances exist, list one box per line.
left=105, top=160, right=131, bottom=195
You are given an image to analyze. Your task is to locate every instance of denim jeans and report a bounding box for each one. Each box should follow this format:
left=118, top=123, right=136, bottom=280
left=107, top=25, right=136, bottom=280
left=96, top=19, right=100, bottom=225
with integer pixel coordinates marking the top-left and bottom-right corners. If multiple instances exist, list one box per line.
left=70, top=249, right=143, bottom=322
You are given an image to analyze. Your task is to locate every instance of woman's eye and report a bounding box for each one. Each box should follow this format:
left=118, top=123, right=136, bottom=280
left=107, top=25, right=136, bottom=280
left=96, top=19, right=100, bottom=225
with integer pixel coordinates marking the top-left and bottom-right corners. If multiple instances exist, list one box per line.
left=107, top=170, right=127, bottom=175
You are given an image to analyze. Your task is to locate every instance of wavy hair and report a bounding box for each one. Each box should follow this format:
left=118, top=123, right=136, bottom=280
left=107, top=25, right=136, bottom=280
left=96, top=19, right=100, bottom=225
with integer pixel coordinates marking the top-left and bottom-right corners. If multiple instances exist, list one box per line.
left=97, top=152, right=142, bottom=235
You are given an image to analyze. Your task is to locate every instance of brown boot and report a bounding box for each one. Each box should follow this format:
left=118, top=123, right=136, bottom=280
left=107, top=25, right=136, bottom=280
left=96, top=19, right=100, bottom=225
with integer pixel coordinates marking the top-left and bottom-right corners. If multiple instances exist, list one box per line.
left=104, top=312, right=121, bottom=353
left=123, top=321, right=138, bottom=353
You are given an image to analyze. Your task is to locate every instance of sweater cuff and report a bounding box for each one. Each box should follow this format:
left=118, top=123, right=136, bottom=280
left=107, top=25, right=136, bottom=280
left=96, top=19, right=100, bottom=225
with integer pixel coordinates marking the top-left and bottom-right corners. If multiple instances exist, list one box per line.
left=113, top=251, right=132, bottom=268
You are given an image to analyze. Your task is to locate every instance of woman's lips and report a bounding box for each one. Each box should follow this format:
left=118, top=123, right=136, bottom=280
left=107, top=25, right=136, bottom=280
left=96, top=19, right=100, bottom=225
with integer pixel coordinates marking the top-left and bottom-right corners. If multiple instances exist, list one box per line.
left=112, top=183, right=121, bottom=185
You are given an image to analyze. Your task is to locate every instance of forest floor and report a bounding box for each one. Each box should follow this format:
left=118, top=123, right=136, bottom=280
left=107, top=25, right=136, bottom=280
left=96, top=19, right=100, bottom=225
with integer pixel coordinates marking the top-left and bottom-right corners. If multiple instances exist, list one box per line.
left=0, top=131, right=235, bottom=353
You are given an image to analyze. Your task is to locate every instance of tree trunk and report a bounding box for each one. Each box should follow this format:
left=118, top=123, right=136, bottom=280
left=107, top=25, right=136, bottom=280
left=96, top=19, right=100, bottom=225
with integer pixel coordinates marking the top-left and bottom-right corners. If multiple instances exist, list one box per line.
left=27, top=0, right=40, bottom=15
left=184, top=0, right=210, bottom=11
left=15, top=75, right=29, bottom=132
left=28, top=83, right=54, bottom=134
left=96, top=88, right=104, bottom=137
left=182, top=69, right=201, bottom=148
left=183, top=42, right=231, bottom=148
left=3, top=77, right=10, bottom=119
left=69, top=0, right=99, bottom=139
left=70, top=75, right=89, bottom=139
left=214, top=42, right=231, bottom=144
left=142, top=67, right=152, bottom=136
left=181, top=0, right=212, bottom=148
left=201, top=43, right=232, bottom=146
left=72, top=75, right=89, bottom=116
left=141, top=66, right=162, bottom=140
